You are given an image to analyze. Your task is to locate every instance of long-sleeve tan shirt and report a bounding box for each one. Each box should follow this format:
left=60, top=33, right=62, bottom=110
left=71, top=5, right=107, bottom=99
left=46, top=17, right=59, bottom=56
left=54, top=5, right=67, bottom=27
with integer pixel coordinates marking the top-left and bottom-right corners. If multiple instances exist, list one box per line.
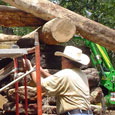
left=41, top=68, right=91, bottom=114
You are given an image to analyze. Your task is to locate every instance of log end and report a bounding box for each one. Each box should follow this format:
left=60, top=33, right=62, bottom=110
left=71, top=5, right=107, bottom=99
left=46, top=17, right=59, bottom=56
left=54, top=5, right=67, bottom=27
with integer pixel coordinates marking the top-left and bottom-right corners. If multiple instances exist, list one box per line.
left=51, top=18, right=76, bottom=43
left=39, top=17, right=76, bottom=45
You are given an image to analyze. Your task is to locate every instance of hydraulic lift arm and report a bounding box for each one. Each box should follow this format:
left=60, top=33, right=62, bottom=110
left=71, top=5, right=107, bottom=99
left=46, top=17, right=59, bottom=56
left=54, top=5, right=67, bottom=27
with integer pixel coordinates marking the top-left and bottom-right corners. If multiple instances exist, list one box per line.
left=73, top=36, right=115, bottom=107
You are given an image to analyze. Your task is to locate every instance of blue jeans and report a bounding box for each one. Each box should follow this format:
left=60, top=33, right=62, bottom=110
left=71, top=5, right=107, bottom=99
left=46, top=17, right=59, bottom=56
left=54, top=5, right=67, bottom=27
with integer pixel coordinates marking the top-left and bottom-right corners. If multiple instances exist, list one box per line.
left=67, top=112, right=93, bottom=115
left=61, top=110, right=93, bottom=115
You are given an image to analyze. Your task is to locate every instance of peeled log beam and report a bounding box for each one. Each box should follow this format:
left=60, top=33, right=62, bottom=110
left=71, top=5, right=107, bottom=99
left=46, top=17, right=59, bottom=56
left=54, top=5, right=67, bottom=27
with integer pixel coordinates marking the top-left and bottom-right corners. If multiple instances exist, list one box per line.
left=0, top=19, right=75, bottom=46
left=2, top=0, right=115, bottom=51
left=0, top=5, right=46, bottom=27
left=39, top=17, right=76, bottom=44
left=18, top=17, right=76, bottom=45
left=0, top=28, right=38, bottom=42
left=0, top=33, right=32, bottom=48
left=0, top=41, right=16, bottom=49
left=0, top=33, right=21, bottom=42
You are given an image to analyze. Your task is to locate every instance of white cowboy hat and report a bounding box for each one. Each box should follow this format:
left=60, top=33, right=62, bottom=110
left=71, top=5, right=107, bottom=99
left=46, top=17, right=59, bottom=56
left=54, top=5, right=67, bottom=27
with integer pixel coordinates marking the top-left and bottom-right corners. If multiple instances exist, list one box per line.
left=54, top=46, right=90, bottom=65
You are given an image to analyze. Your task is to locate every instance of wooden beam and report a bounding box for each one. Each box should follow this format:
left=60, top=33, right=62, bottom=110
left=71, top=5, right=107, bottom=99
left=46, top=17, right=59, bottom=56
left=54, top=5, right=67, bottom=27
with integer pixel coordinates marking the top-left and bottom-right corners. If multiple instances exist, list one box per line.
left=2, top=0, right=115, bottom=51
left=0, top=5, right=46, bottom=27
left=0, top=33, right=21, bottom=42
left=39, top=17, right=76, bottom=44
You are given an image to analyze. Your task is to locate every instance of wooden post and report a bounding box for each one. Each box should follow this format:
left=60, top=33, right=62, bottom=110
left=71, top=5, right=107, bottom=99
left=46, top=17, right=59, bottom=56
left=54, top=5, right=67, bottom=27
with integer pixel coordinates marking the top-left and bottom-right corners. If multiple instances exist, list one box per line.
left=14, top=58, right=19, bottom=115
left=35, top=32, right=42, bottom=115
left=23, top=55, right=28, bottom=115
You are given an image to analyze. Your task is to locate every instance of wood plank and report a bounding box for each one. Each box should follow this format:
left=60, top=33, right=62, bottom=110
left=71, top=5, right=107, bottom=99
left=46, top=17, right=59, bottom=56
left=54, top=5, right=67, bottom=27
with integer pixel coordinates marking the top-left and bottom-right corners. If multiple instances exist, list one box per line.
left=0, top=49, right=27, bottom=58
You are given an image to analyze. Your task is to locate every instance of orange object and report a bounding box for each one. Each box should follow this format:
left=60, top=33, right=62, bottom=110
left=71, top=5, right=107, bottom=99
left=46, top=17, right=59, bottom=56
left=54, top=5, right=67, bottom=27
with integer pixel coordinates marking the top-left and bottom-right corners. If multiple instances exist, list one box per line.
left=23, top=55, right=28, bottom=115
left=14, top=58, right=19, bottom=115
left=35, top=32, right=42, bottom=115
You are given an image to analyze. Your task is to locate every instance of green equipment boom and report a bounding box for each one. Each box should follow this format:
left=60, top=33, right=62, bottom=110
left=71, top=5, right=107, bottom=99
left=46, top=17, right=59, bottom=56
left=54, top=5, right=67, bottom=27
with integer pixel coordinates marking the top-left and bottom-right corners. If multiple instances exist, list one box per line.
left=73, top=36, right=115, bottom=108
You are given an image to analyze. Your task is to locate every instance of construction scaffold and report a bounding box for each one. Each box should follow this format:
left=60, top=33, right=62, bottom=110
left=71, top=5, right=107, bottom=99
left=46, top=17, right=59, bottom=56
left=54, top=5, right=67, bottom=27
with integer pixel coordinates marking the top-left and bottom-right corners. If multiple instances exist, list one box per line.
left=0, top=32, right=42, bottom=115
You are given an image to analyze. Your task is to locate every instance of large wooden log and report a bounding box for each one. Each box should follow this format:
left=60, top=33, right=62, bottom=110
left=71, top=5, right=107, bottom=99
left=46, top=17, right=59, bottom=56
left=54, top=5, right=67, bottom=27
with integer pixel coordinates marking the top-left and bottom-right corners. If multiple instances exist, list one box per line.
left=2, top=0, right=115, bottom=51
left=39, top=17, right=76, bottom=44
left=0, top=18, right=75, bottom=46
left=0, top=41, right=16, bottom=49
left=0, top=5, right=46, bottom=27
left=0, top=33, right=20, bottom=48
left=18, top=17, right=76, bottom=45
left=0, top=32, right=35, bottom=48
left=0, top=33, right=21, bottom=42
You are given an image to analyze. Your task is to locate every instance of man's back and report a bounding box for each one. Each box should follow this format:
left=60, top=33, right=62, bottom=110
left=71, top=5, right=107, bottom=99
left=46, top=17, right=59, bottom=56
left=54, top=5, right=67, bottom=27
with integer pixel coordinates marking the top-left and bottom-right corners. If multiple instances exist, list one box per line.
left=41, top=68, right=91, bottom=114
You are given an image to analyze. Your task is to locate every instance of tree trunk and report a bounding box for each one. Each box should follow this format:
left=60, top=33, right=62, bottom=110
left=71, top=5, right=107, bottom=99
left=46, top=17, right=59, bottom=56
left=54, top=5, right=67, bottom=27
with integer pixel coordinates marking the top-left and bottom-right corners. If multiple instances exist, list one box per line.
left=2, top=0, right=115, bottom=51
left=0, top=5, right=46, bottom=27
left=39, top=17, right=76, bottom=44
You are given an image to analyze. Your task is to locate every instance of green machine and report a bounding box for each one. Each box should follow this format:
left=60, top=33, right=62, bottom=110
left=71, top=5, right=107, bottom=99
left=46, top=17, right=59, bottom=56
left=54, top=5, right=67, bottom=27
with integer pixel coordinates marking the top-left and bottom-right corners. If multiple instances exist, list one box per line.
left=73, top=36, right=115, bottom=108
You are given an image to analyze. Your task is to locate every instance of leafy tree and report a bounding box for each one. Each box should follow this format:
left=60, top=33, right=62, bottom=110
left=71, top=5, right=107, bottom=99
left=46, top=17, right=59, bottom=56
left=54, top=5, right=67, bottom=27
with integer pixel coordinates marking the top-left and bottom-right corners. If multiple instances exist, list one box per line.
left=12, top=27, right=33, bottom=36
left=0, top=0, right=10, bottom=6
left=59, top=0, right=115, bottom=29
left=57, top=0, right=115, bottom=66
left=0, top=0, right=7, bottom=5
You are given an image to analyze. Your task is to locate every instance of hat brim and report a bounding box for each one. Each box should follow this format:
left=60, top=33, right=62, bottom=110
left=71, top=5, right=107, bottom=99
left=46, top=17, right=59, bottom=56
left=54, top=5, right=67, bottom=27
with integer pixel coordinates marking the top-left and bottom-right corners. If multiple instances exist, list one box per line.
left=55, top=51, right=90, bottom=65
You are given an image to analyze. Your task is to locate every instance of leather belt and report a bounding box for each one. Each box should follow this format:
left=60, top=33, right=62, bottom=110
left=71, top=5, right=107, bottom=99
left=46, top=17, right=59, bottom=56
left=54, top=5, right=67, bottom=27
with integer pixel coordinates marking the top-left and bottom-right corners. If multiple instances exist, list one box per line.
left=60, top=109, right=93, bottom=115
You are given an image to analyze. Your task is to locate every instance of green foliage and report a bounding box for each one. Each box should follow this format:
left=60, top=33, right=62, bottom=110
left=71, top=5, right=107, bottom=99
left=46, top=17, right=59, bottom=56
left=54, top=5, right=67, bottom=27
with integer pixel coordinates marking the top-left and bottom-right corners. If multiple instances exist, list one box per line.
left=89, top=0, right=115, bottom=29
left=58, top=0, right=115, bottom=66
left=59, top=0, right=115, bottom=29
left=0, top=26, right=2, bottom=33
left=0, top=0, right=9, bottom=5
left=12, top=27, right=33, bottom=36
left=0, top=26, right=33, bottom=36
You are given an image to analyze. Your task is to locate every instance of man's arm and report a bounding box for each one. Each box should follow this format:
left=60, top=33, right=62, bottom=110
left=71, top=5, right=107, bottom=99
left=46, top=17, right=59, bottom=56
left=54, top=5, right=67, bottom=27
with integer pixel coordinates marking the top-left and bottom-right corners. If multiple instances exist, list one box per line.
left=23, top=59, right=51, bottom=84
left=40, top=67, right=51, bottom=78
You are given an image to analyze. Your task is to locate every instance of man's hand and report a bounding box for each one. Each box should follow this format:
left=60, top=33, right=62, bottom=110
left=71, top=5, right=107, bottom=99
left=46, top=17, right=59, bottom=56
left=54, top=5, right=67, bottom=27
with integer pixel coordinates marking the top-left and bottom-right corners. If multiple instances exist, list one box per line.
left=40, top=66, right=51, bottom=78
left=22, top=59, right=33, bottom=71
left=27, top=47, right=35, bottom=54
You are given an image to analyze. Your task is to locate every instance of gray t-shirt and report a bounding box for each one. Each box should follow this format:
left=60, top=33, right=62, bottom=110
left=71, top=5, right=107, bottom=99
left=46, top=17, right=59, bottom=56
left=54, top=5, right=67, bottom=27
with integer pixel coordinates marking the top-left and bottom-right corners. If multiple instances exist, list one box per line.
left=41, top=68, right=91, bottom=114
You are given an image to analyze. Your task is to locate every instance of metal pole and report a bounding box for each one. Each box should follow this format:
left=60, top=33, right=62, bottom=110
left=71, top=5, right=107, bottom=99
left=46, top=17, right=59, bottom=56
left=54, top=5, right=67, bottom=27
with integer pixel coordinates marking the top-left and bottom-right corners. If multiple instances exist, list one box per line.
left=35, top=32, right=42, bottom=115
left=0, top=68, right=16, bottom=81
left=14, top=58, right=19, bottom=115
left=0, top=66, right=35, bottom=92
left=23, top=55, right=28, bottom=115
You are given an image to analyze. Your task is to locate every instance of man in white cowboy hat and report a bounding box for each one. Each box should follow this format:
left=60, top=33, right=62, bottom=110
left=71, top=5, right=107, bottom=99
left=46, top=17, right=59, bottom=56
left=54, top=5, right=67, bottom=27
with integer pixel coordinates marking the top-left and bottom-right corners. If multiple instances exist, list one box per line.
left=23, top=46, right=93, bottom=115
